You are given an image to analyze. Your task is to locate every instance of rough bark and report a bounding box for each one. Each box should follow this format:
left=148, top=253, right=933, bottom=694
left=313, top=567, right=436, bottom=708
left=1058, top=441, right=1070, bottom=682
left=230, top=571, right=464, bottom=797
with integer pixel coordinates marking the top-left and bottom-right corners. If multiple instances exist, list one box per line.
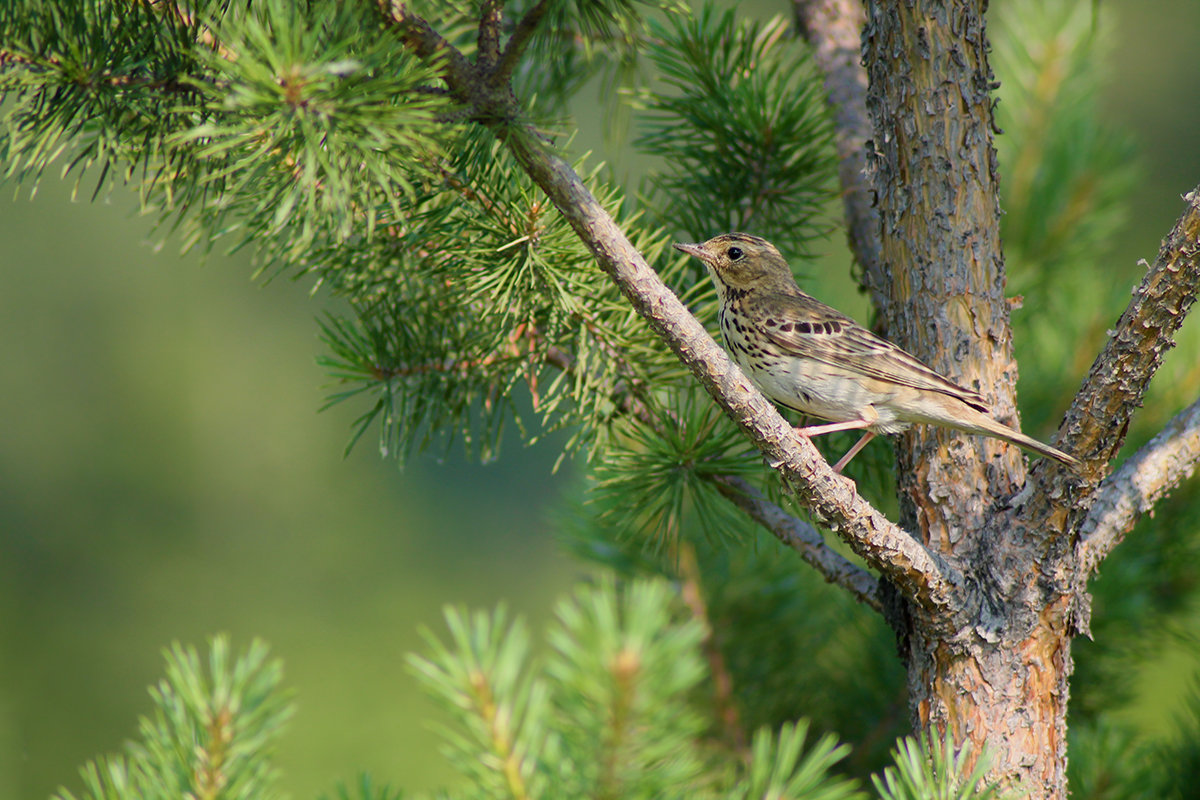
left=863, top=1, right=1075, bottom=796
left=1079, top=395, right=1200, bottom=575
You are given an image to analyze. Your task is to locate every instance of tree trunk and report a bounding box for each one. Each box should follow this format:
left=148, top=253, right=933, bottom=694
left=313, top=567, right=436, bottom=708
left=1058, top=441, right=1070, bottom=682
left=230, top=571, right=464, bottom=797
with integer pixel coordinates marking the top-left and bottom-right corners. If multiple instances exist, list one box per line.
left=904, top=594, right=1073, bottom=796
left=863, top=1, right=1072, bottom=796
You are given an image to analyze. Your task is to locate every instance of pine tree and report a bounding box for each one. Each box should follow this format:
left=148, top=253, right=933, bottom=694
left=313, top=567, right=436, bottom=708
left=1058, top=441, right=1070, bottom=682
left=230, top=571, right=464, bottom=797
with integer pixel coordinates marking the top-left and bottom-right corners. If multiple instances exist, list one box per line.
left=3, top=1, right=1198, bottom=798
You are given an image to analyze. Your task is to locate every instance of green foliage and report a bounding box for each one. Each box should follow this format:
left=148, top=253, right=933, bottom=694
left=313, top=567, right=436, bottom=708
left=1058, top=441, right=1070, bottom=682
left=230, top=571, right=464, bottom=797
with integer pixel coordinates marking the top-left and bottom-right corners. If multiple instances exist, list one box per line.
left=407, top=576, right=717, bottom=799
left=0, top=0, right=449, bottom=245
left=992, top=0, right=1138, bottom=292
left=314, top=128, right=690, bottom=463
left=407, top=575, right=894, bottom=799
left=51, top=637, right=291, bottom=800
left=587, top=394, right=762, bottom=550
left=50, top=581, right=1017, bottom=799
left=735, top=721, right=861, bottom=800
left=0, top=0, right=205, bottom=193
left=543, top=579, right=709, bottom=797
left=637, top=5, right=836, bottom=255
left=872, top=734, right=1006, bottom=800
left=407, top=604, right=549, bottom=799
left=174, top=0, right=451, bottom=259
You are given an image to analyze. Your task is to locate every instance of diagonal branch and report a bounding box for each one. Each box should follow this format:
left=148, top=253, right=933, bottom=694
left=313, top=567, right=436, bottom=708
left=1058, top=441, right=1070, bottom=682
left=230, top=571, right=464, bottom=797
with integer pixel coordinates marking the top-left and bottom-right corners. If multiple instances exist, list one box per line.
left=382, top=9, right=965, bottom=621
left=1077, top=396, right=1200, bottom=574
left=1056, top=187, right=1200, bottom=476
left=502, top=127, right=961, bottom=616
left=1015, top=186, right=1200, bottom=575
left=477, top=0, right=505, bottom=72
left=713, top=476, right=882, bottom=611
left=495, top=0, right=552, bottom=87
left=791, top=0, right=887, bottom=319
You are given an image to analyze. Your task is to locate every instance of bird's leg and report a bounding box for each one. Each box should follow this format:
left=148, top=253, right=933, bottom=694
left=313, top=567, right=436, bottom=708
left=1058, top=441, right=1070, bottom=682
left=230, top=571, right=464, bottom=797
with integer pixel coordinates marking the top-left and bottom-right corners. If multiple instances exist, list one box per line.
left=793, top=417, right=877, bottom=473
left=793, top=419, right=873, bottom=437
left=831, top=431, right=875, bottom=473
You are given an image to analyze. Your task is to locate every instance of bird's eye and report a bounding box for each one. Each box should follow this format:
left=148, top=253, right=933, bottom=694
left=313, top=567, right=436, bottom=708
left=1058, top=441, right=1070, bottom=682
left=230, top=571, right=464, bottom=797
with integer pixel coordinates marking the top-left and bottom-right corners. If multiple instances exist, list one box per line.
left=727, top=246, right=744, bottom=261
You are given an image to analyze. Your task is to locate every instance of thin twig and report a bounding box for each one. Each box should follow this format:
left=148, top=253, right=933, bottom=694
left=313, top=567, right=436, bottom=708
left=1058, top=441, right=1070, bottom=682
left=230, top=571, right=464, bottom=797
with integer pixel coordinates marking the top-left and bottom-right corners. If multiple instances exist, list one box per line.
left=495, top=0, right=552, bottom=87
left=713, top=476, right=882, bottom=611
left=1078, top=396, right=1200, bottom=574
left=792, top=0, right=887, bottom=319
left=477, top=0, right=504, bottom=72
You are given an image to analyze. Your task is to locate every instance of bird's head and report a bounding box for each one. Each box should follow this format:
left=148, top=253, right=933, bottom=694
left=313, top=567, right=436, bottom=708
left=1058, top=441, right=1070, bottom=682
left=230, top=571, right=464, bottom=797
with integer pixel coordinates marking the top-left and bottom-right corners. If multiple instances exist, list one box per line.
left=673, top=233, right=795, bottom=294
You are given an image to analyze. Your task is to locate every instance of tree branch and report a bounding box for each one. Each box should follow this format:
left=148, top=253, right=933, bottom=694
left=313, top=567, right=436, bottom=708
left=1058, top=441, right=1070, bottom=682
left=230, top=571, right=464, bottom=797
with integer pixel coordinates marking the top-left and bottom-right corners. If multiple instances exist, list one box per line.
left=495, top=0, right=552, bottom=87
left=1077, top=396, right=1200, bottom=574
left=378, top=3, right=475, bottom=100
left=382, top=9, right=966, bottom=620
left=1056, top=187, right=1200, bottom=476
left=1015, top=187, right=1200, bottom=600
left=791, top=0, right=888, bottom=319
left=712, top=476, right=882, bottom=612
left=477, top=0, right=504, bottom=73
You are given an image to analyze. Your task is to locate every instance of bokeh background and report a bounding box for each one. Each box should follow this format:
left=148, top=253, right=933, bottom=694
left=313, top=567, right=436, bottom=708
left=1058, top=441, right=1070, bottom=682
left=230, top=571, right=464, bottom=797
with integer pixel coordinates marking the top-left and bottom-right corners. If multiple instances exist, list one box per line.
left=2, top=1, right=1198, bottom=797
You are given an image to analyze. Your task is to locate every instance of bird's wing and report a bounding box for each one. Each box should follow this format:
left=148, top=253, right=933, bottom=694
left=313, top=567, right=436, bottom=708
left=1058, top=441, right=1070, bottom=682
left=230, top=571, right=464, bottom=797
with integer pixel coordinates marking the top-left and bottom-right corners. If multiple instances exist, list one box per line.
left=752, top=291, right=990, bottom=412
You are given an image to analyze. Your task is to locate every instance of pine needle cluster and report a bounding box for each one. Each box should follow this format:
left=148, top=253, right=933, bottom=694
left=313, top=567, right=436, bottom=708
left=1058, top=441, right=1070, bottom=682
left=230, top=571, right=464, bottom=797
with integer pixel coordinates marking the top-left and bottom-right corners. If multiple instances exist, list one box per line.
left=51, top=637, right=291, bottom=800
left=56, top=588, right=1011, bottom=800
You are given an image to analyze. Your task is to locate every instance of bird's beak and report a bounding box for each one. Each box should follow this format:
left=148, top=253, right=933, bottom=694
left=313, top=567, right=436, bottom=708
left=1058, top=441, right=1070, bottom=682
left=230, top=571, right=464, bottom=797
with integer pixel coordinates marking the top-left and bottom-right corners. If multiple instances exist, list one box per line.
left=673, top=242, right=705, bottom=260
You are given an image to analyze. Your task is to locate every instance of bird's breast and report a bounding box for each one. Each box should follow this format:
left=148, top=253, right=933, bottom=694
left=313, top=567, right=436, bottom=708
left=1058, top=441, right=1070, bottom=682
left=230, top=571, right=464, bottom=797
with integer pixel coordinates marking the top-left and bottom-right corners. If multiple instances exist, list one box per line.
left=717, top=303, right=910, bottom=434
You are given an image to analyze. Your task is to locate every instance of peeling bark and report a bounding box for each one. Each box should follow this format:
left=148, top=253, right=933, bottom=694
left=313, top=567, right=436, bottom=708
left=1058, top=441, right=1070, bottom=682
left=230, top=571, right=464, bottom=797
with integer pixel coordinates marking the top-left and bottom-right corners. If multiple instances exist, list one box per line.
left=863, top=1, right=1077, bottom=796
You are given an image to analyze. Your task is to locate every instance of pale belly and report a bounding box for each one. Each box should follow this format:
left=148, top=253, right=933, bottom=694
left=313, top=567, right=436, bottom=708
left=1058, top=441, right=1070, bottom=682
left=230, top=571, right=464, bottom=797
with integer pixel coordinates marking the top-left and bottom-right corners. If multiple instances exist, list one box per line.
left=725, top=337, right=911, bottom=435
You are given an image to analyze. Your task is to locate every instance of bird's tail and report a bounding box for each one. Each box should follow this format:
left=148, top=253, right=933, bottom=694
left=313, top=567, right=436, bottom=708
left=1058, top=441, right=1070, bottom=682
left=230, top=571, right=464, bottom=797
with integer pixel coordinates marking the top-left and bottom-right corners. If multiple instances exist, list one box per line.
left=952, top=407, right=1081, bottom=470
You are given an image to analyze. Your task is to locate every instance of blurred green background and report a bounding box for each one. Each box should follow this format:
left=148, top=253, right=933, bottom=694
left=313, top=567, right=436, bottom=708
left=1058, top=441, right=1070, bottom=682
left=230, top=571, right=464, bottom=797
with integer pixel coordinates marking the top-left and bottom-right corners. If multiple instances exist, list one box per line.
left=2, top=1, right=1199, bottom=798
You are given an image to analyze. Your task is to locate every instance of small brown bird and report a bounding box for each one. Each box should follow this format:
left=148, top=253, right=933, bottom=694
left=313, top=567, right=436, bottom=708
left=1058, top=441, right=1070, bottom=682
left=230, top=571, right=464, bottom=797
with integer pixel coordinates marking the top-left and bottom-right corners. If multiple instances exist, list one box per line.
left=675, top=233, right=1080, bottom=472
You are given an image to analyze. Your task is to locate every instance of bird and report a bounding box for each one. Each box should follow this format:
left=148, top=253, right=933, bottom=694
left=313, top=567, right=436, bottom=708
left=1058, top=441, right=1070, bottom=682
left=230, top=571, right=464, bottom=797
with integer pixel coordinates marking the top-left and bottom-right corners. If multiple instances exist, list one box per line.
left=674, top=233, right=1080, bottom=473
